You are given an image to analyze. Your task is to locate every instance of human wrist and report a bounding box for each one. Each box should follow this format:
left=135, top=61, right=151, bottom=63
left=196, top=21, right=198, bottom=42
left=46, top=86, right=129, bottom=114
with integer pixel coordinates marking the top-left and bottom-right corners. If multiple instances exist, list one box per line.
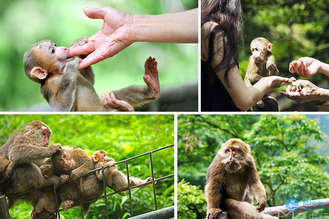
left=316, top=87, right=329, bottom=101
left=319, top=61, right=329, bottom=76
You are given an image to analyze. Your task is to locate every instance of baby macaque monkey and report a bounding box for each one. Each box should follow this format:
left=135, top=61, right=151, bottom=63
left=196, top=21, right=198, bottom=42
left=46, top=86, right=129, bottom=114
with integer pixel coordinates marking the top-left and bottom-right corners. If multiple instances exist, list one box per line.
left=244, top=37, right=279, bottom=87
left=23, top=37, right=160, bottom=111
left=244, top=37, right=279, bottom=111
left=92, top=150, right=153, bottom=195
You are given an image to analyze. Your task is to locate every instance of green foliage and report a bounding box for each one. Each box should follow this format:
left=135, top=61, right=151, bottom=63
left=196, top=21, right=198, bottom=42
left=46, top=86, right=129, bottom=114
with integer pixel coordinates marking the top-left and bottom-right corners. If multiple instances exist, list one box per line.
left=177, top=179, right=206, bottom=219
left=0, top=114, right=174, bottom=219
left=0, top=0, right=197, bottom=111
left=178, top=114, right=329, bottom=216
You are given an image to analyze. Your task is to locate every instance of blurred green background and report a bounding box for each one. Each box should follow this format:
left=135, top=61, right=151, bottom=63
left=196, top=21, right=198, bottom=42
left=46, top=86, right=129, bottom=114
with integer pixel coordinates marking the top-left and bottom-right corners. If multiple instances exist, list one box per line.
left=0, top=0, right=198, bottom=111
left=0, top=114, right=174, bottom=219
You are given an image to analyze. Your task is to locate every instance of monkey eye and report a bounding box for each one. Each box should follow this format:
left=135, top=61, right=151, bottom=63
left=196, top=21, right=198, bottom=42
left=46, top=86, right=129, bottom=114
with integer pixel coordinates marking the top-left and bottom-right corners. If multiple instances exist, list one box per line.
left=51, top=48, right=55, bottom=54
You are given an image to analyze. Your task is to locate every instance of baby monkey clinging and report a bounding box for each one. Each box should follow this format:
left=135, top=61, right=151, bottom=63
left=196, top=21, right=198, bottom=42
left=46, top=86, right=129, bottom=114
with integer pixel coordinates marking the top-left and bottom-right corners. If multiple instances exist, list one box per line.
left=23, top=37, right=160, bottom=112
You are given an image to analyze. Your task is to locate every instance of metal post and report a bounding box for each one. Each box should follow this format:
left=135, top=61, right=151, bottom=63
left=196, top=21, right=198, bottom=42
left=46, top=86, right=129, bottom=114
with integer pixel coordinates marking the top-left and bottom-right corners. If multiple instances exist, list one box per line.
left=125, top=161, right=133, bottom=216
left=149, top=152, right=158, bottom=210
left=0, top=193, right=10, bottom=219
left=102, top=167, right=109, bottom=219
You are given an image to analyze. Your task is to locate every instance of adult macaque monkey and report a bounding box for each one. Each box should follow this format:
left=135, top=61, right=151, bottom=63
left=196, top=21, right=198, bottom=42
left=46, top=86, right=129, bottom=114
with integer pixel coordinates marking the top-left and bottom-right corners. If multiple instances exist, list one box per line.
left=92, top=150, right=153, bottom=194
left=23, top=37, right=160, bottom=111
left=0, top=120, right=62, bottom=208
left=244, top=37, right=279, bottom=87
left=205, top=138, right=278, bottom=219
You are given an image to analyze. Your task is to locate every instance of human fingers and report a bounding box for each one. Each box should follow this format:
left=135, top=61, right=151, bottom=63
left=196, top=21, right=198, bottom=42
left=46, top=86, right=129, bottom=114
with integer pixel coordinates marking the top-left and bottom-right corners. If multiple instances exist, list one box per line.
left=289, top=61, right=298, bottom=73
left=68, top=41, right=95, bottom=57
left=78, top=47, right=108, bottom=69
left=84, top=7, right=106, bottom=20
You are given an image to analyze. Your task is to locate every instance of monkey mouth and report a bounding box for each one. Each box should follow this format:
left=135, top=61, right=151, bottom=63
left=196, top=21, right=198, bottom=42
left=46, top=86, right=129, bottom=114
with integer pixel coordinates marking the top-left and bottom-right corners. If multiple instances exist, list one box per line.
left=66, top=57, right=75, bottom=62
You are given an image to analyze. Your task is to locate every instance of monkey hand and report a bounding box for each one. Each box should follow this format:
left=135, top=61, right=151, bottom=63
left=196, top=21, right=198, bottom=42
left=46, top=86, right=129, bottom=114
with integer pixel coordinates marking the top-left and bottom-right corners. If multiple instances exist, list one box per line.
left=48, top=143, right=62, bottom=155
left=144, top=57, right=160, bottom=100
left=60, top=174, right=70, bottom=184
left=256, top=199, right=266, bottom=212
left=207, top=208, right=222, bottom=219
left=64, top=58, right=81, bottom=73
left=102, top=92, right=134, bottom=111
left=267, top=63, right=278, bottom=75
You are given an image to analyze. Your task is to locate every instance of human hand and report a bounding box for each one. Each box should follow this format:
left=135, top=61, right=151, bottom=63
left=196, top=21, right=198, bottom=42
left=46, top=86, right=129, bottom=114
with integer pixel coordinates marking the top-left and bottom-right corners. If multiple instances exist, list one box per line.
left=280, top=80, right=323, bottom=103
left=289, top=57, right=322, bottom=77
left=68, top=7, right=133, bottom=69
left=258, top=76, right=296, bottom=94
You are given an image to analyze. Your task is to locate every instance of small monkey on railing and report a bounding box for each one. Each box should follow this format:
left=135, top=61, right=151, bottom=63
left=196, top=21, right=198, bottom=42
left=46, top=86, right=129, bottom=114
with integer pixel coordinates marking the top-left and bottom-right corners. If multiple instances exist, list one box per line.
left=92, top=150, right=153, bottom=195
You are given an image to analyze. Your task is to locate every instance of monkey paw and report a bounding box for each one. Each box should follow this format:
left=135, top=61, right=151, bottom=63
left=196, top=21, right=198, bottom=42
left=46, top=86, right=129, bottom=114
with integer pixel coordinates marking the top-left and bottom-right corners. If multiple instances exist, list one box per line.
left=144, top=57, right=160, bottom=100
left=207, top=208, right=222, bottom=219
left=62, top=200, right=75, bottom=210
left=64, top=58, right=81, bottom=72
left=102, top=92, right=134, bottom=112
left=49, top=144, right=62, bottom=154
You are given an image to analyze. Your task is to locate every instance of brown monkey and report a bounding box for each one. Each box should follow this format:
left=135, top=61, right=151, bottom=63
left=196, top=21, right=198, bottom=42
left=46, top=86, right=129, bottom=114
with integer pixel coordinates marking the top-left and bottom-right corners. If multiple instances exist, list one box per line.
left=92, top=150, right=153, bottom=194
left=205, top=138, right=278, bottom=219
left=244, top=37, right=279, bottom=111
left=23, top=37, right=160, bottom=112
left=244, top=37, right=279, bottom=87
left=31, top=164, right=70, bottom=218
left=0, top=120, right=62, bottom=208
left=49, top=146, right=103, bottom=214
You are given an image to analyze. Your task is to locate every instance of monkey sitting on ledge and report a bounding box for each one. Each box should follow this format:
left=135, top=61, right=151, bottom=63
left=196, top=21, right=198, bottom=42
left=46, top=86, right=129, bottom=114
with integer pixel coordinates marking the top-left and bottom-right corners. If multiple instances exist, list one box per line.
left=92, top=150, right=153, bottom=195
left=23, top=37, right=160, bottom=112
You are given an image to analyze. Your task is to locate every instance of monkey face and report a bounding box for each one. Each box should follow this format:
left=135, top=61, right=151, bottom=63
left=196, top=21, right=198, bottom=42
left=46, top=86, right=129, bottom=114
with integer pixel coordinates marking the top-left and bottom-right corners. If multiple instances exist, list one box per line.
left=24, top=120, right=52, bottom=148
left=219, top=139, right=251, bottom=173
left=92, top=150, right=113, bottom=163
left=57, top=151, right=75, bottom=172
left=251, top=44, right=265, bottom=63
left=32, top=40, right=75, bottom=76
left=250, top=38, right=273, bottom=64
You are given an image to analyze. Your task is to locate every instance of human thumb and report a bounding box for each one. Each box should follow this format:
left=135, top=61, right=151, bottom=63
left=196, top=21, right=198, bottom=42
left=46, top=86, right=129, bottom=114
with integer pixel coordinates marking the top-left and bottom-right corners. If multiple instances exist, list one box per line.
left=84, top=7, right=105, bottom=20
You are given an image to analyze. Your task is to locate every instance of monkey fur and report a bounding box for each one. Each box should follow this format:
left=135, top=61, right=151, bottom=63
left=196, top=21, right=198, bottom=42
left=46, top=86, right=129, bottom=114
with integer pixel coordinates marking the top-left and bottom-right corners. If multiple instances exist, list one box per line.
left=205, top=138, right=278, bottom=219
left=23, top=38, right=160, bottom=112
left=0, top=120, right=62, bottom=209
left=92, top=150, right=153, bottom=195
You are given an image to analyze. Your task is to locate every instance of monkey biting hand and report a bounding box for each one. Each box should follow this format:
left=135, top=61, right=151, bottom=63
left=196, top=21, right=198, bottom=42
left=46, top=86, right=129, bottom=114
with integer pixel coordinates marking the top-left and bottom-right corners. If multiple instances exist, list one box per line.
left=205, top=139, right=278, bottom=219
left=23, top=37, right=160, bottom=112
left=92, top=150, right=153, bottom=195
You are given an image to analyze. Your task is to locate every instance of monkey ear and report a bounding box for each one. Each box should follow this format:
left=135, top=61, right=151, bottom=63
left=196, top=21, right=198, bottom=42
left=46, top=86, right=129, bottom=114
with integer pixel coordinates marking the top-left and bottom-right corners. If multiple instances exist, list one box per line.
left=92, top=155, right=98, bottom=162
left=30, top=66, right=48, bottom=80
left=267, top=43, right=273, bottom=52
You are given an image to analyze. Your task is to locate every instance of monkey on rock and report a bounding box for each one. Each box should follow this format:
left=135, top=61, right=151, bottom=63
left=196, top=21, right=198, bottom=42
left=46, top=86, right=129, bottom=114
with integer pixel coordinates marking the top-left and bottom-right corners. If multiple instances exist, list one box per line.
left=23, top=37, right=160, bottom=112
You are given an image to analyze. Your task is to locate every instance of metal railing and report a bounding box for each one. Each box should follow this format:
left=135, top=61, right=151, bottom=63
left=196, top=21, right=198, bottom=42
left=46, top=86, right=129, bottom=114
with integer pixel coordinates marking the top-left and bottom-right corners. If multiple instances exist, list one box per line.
left=1, top=144, right=174, bottom=219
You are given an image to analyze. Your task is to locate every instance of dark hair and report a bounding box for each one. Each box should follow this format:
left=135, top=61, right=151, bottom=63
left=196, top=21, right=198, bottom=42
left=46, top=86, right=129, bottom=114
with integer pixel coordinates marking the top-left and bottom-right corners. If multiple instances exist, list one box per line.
left=201, top=0, right=243, bottom=86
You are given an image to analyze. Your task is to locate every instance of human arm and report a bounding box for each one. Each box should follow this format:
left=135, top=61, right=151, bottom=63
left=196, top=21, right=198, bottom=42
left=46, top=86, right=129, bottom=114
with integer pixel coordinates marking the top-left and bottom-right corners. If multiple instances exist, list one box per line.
left=68, top=7, right=198, bottom=69
left=289, top=57, right=329, bottom=77
left=202, top=22, right=294, bottom=111
left=218, top=66, right=294, bottom=111
left=280, top=80, right=329, bottom=103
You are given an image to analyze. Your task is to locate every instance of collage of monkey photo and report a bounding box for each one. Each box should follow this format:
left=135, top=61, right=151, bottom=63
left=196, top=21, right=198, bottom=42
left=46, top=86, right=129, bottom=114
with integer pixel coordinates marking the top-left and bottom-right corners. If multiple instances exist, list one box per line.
left=0, top=0, right=329, bottom=219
